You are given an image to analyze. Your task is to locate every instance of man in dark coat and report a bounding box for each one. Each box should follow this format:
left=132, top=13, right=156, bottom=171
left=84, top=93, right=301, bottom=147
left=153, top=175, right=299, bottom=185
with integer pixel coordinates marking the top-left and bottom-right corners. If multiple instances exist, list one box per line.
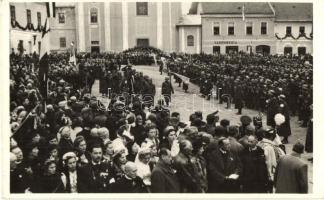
left=234, top=84, right=244, bottom=115
left=266, top=90, right=278, bottom=127
left=151, top=148, right=181, bottom=193
left=110, top=161, right=148, bottom=193
left=274, top=142, right=308, bottom=193
left=205, top=137, right=242, bottom=193
left=78, top=144, right=114, bottom=193
left=173, top=139, right=202, bottom=193
left=241, top=135, right=268, bottom=193
left=161, top=77, right=174, bottom=107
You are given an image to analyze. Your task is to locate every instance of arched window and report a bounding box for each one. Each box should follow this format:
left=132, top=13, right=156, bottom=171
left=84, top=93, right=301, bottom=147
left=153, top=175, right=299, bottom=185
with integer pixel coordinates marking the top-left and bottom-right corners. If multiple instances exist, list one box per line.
left=187, top=35, right=194, bottom=46
left=90, top=8, right=98, bottom=24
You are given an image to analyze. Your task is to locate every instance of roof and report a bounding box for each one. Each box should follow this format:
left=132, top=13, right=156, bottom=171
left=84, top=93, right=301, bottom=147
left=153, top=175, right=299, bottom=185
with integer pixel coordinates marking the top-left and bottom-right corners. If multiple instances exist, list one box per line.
left=271, top=3, right=312, bottom=21
left=189, top=2, right=199, bottom=14
left=189, top=2, right=312, bottom=22
left=190, top=2, right=274, bottom=15
left=176, top=15, right=201, bottom=26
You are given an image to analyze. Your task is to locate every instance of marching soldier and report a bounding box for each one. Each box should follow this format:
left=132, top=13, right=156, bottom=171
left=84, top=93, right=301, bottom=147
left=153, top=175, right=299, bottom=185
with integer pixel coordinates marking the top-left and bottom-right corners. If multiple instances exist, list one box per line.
left=161, top=77, right=174, bottom=107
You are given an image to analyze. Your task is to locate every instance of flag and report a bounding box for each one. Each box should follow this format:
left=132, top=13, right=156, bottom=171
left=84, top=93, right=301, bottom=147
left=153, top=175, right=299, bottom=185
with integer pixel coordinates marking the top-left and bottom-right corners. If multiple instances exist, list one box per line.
left=46, top=2, right=56, bottom=18
left=12, top=111, right=37, bottom=149
left=39, top=2, right=56, bottom=100
left=242, top=3, right=245, bottom=21
left=69, top=41, right=77, bottom=66
left=38, top=18, right=50, bottom=100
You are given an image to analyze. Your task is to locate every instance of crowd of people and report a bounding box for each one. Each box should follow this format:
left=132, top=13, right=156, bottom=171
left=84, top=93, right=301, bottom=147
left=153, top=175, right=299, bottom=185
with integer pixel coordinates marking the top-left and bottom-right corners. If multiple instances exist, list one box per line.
left=9, top=47, right=312, bottom=194
left=164, top=52, right=312, bottom=127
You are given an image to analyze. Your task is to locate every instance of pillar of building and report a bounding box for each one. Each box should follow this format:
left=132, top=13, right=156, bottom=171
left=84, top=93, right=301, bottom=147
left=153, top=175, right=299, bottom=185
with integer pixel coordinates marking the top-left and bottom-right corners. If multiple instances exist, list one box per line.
left=76, top=3, right=85, bottom=52
left=122, top=2, right=129, bottom=50
left=157, top=2, right=163, bottom=49
left=104, top=3, right=111, bottom=51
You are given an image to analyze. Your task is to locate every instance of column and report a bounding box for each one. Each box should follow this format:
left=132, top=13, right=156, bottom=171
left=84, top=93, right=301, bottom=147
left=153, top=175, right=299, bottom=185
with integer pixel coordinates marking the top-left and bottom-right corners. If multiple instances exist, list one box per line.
left=156, top=2, right=163, bottom=49
left=77, top=3, right=85, bottom=52
left=122, top=2, right=129, bottom=50
left=196, top=28, right=200, bottom=53
left=169, top=2, right=172, bottom=52
left=104, top=3, right=111, bottom=51
left=181, top=27, right=185, bottom=52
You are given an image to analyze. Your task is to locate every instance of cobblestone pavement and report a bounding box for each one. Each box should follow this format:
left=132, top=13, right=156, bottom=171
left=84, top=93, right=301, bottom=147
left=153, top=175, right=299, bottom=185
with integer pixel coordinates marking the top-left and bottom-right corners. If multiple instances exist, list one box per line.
left=92, top=65, right=313, bottom=192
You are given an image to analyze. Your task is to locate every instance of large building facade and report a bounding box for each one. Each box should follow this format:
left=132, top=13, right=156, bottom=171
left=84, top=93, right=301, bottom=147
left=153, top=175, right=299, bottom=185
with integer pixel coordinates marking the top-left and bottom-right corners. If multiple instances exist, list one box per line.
left=182, top=2, right=312, bottom=55
left=10, top=2, right=312, bottom=56
left=50, top=2, right=182, bottom=53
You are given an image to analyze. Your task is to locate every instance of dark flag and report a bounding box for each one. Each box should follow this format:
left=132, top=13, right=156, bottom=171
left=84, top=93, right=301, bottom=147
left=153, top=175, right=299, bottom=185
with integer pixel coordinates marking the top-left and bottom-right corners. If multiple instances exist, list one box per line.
left=12, top=112, right=37, bottom=151
left=38, top=2, right=55, bottom=100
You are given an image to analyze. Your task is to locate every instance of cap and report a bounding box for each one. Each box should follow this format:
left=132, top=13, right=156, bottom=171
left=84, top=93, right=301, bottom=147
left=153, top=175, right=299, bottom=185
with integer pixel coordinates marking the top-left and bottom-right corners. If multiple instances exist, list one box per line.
left=292, top=141, right=304, bottom=154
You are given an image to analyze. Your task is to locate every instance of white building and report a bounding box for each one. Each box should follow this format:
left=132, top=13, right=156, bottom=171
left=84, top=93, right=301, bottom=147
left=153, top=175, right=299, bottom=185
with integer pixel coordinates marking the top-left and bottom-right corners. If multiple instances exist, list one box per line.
left=184, top=2, right=313, bottom=55
left=272, top=3, right=313, bottom=55
left=9, top=3, right=49, bottom=55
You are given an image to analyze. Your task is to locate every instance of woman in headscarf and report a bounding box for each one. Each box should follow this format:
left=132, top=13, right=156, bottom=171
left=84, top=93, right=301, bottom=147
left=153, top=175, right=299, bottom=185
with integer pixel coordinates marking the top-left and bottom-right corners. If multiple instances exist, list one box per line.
left=135, top=147, right=152, bottom=188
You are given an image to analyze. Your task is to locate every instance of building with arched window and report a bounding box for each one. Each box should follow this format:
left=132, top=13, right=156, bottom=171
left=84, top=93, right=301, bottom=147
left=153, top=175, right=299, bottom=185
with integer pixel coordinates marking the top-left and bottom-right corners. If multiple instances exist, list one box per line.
left=45, top=2, right=312, bottom=55
left=49, top=2, right=182, bottom=53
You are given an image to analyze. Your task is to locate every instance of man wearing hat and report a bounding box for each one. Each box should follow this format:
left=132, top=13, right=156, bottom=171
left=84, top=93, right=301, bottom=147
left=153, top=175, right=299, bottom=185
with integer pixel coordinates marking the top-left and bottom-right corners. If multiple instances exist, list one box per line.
left=161, top=77, right=174, bottom=107
left=274, top=142, right=308, bottom=193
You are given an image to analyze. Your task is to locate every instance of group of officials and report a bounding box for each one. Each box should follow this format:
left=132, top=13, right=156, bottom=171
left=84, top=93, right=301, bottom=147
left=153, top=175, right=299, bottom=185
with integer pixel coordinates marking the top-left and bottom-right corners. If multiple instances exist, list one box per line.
left=9, top=48, right=311, bottom=194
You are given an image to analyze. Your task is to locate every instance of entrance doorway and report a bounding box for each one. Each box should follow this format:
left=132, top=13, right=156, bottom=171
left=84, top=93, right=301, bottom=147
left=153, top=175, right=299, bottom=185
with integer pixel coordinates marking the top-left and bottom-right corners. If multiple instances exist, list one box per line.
left=213, top=46, right=220, bottom=54
left=136, top=38, right=149, bottom=47
left=298, top=47, right=306, bottom=56
left=256, top=45, right=270, bottom=55
left=225, top=46, right=238, bottom=54
left=91, top=46, right=100, bottom=53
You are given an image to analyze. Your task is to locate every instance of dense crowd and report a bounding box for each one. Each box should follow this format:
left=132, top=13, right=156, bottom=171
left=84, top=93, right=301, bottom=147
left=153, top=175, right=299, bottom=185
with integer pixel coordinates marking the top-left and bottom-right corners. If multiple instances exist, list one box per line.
left=165, top=52, right=312, bottom=126
left=9, top=48, right=312, bottom=194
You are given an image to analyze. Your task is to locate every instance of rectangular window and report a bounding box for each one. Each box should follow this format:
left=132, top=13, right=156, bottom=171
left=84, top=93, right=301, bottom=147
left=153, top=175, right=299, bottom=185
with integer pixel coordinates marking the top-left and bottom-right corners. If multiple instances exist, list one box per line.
left=286, top=26, right=292, bottom=35
left=214, top=26, right=220, bottom=35
left=10, top=5, right=15, bottom=21
left=90, top=11, right=98, bottom=23
left=299, top=26, right=305, bottom=34
left=58, top=13, right=65, bottom=24
left=60, top=37, right=66, bottom=48
left=136, top=38, right=149, bottom=47
left=136, top=2, right=148, bottom=15
left=91, top=41, right=99, bottom=45
left=26, top=9, right=31, bottom=24
left=246, top=22, right=253, bottom=35
left=228, top=22, right=234, bottom=35
left=213, top=22, right=220, bottom=35
left=261, top=22, right=267, bottom=35
left=37, top=12, right=41, bottom=26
